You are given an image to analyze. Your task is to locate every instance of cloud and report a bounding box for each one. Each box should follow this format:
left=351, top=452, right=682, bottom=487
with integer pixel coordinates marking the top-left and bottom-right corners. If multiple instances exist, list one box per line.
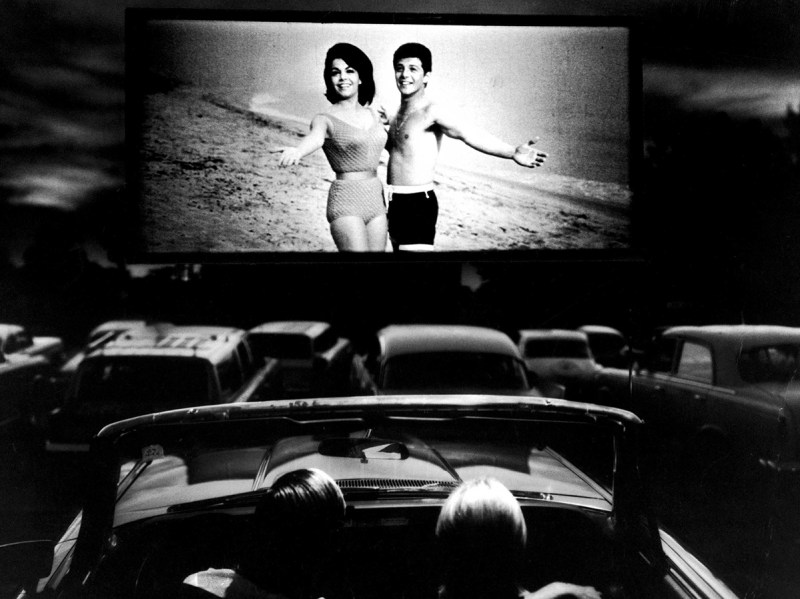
left=645, top=64, right=800, bottom=120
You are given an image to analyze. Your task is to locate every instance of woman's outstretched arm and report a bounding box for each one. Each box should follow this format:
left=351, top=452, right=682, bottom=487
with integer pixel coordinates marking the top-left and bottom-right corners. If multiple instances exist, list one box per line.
left=278, top=115, right=328, bottom=166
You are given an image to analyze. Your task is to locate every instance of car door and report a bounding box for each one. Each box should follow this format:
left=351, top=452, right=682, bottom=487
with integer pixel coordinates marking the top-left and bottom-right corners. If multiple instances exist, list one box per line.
left=628, top=335, right=680, bottom=429
left=660, top=339, right=713, bottom=442
left=715, top=344, right=792, bottom=465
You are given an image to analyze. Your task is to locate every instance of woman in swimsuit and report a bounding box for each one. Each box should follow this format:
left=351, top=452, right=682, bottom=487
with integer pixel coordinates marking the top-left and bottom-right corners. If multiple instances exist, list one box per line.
left=279, top=43, right=388, bottom=252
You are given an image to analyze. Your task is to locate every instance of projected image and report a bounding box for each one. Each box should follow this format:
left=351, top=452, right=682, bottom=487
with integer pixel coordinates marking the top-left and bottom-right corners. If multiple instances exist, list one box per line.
left=127, top=14, right=635, bottom=256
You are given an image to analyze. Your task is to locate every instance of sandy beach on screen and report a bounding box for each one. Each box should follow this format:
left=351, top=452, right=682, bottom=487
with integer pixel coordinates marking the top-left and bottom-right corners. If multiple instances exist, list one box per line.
left=136, top=85, right=631, bottom=254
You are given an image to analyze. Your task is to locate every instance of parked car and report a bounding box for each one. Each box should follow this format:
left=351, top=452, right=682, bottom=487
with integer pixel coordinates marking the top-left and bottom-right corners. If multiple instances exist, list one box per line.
left=578, top=325, right=630, bottom=369
left=44, top=324, right=280, bottom=452
left=58, top=320, right=174, bottom=380
left=0, top=352, right=55, bottom=454
left=0, top=396, right=739, bottom=599
left=247, top=320, right=354, bottom=398
left=350, top=324, right=558, bottom=396
left=516, top=329, right=600, bottom=398
left=593, top=324, right=800, bottom=478
left=0, top=323, right=64, bottom=365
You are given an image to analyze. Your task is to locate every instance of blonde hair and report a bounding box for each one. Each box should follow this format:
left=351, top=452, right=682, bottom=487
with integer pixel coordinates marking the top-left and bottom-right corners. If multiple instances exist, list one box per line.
left=436, top=478, right=527, bottom=599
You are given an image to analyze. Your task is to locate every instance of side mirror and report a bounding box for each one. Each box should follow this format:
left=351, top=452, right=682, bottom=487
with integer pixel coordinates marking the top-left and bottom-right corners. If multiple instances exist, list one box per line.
left=0, top=539, right=54, bottom=590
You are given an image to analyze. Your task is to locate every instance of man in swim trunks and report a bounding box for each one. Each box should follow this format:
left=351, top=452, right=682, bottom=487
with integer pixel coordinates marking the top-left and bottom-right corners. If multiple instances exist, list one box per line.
left=386, top=42, right=549, bottom=251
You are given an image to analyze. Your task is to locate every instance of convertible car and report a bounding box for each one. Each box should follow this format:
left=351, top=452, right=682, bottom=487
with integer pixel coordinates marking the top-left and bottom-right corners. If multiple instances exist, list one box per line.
left=1, top=397, right=738, bottom=599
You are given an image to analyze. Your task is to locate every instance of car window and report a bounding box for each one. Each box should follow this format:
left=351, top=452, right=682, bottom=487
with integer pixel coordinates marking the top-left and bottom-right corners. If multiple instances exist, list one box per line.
left=648, top=336, right=677, bottom=373
left=6, top=332, right=33, bottom=353
left=217, top=353, right=244, bottom=399
left=675, top=341, right=713, bottom=383
left=235, top=340, right=255, bottom=377
left=523, top=339, right=590, bottom=359
left=112, top=416, right=617, bottom=527
left=312, top=328, right=337, bottom=353
left=249, top=334, right=312, bottom=360
left=586, top=334, right=625, bottom=357
left=381, top=352, right=529, bottom=392
left=738, top=344, right=800, bottom=385
left=72, top=357, right=211, bottom=416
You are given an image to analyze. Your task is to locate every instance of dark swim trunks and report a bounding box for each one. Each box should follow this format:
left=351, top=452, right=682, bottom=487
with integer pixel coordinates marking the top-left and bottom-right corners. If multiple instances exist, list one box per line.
left=387, top=187, right=439, bottom=248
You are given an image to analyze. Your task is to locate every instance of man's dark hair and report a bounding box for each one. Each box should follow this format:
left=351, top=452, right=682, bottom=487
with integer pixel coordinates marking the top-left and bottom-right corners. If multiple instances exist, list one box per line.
left=393, top=42, right=432, bottom=74
left=240, top=468, right=346, bottom=596
left=324, top=43, right=376, bottom=105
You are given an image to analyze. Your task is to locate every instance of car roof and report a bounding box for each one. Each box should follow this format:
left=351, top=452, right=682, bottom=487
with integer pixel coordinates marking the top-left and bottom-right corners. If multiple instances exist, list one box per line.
left=663, top=324, right=800, bottom=348
left=578, top=325, right=623, bottom=337
left=90, top=320, right=150, bottom=335
left=248, top=320, right=330, bottom=337
left=87, top=325, right=246, bottom=363
left=89, top=318, right=166, bottom=337
left=377, top=324, right=521, bottom=358
left=0, top=324, right=24, bottom=339
left=518, top=329, right=589, bottom=342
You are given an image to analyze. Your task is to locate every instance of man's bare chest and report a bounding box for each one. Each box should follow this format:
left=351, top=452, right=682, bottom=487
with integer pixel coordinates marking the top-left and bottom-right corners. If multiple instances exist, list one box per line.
left=391, top=115, right=441, bottom=151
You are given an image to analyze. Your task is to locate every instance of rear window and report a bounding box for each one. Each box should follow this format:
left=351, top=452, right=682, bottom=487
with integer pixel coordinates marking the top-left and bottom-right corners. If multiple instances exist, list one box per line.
left=312, top=328, right=337, bottom=353
left=72, top=357, right=212, bottom=416
left=523, top=339, right=590, bottom=359
left=738, top=344, right=800, bottom=385
left=248, top=333, right=313, bottom=360
left=381, top=352, right=529, bottom=392
left=586, top=334, right=625, bottom=356
left=5, top=332, right=33, bottom=353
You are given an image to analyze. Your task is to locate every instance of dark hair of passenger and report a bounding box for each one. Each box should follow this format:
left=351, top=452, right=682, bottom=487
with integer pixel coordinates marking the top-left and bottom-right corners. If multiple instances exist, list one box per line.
left=324, top=42, right=376, bottom=106
left=435, top=477, right=527, bottom=599
left=393, top=42, right=432, bottom=74
left=241, top=468, right=346, bottom=598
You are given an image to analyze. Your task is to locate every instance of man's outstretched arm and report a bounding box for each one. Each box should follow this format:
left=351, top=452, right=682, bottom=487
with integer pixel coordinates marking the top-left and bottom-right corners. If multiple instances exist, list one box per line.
left=432, top=103, right=548, bottom=168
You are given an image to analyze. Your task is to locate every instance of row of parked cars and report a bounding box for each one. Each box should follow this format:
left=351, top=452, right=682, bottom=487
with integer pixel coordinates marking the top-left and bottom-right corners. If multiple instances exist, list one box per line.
left=0, top=317, right=750, bottom=599
left=3, top=318, right=622, bottom=456
left=3, top=316, right=799, bottom=598
left=7, top=317, right=800, bottom=484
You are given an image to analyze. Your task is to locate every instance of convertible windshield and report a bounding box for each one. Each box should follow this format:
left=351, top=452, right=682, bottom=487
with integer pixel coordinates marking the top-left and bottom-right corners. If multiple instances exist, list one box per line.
left=112, top=413, right=616, bottom=527
left=380, top=352, right=529, bottom=392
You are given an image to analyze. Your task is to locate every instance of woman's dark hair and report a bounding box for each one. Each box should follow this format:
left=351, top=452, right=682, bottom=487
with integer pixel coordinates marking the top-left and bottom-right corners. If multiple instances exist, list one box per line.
left=324, top=43, right=376, bottom=105
left=241, top=468, right=346, bottom=597
left=436, top=478, right=527, bottom=599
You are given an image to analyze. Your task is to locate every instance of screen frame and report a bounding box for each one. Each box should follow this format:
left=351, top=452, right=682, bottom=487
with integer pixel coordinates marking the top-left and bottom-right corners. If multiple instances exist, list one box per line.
left=124, top=8, right=644, bottom=265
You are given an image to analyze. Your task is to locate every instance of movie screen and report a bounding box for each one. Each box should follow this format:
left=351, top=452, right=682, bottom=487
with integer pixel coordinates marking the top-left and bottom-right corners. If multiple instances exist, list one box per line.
left=126, top=12, right=637, bottom=260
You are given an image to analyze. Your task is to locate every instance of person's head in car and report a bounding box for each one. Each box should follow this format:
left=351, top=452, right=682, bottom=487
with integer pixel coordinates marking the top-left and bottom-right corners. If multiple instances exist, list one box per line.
left=183, top=468, right=346, bottom=599
left=436, top=477, right=526, bottom=599
left=435, top=478, right=602, bottom=599
left=246, top=468, right=347, bottom=597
